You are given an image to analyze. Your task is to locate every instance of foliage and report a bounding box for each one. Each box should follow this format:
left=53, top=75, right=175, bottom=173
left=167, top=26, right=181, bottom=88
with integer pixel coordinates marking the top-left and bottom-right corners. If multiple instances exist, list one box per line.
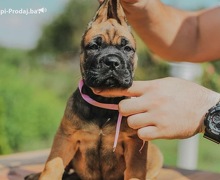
left=0, top=47, right=79, bottom=154
left=131, top=33, right=170, bottom=80
left=33, top=0, right=99, bottom=59
left=201, top=62, right=220, bottom=91
left=135, top=50, right=169, bottom=80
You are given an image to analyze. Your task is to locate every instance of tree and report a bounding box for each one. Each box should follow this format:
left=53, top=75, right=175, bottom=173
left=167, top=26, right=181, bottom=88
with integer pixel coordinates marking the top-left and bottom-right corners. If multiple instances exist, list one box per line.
left=33, top=0, right=99, bottom=59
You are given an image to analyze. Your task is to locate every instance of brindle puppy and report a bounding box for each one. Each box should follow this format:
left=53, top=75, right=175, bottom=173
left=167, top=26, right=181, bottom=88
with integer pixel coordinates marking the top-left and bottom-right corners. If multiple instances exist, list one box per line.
left=25, top=0, right=163, bottom=179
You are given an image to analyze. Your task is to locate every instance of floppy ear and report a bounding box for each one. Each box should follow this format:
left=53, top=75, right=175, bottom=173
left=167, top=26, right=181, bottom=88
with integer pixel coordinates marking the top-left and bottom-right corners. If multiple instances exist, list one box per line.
left=89, top=0, right=128, bottom=27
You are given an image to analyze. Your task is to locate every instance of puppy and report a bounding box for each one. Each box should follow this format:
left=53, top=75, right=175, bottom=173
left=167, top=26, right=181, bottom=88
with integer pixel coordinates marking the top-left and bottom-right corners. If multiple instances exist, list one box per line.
left=26, top=0, right=163, bottom=179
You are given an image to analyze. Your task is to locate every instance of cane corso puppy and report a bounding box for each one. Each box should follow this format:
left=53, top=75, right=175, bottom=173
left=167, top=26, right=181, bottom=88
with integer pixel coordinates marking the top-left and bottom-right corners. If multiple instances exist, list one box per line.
left=25, top=0, right=163, bottom=179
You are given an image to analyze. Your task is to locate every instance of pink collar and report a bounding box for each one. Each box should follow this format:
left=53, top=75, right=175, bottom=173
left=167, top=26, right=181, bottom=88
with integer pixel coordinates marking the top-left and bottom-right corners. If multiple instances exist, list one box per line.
left=78, top=80, right=122, bottom=152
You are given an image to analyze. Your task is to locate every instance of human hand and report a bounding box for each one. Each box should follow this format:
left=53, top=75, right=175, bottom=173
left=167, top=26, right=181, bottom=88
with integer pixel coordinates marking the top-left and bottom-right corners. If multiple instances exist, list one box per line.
left=93, top=77, right=220, bottom=141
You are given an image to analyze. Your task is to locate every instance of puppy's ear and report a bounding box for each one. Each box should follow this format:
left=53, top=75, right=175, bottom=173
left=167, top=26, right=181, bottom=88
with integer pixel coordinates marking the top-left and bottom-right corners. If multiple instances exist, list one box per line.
left=89, top=0, right=128, bottom=27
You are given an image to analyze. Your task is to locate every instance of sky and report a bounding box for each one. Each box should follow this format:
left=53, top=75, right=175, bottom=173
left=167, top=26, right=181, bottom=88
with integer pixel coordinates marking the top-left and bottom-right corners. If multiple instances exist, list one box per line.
left=0, top=0, right=68, bottom=49
left=163, top=0, right=220, bottom=9
left=0, top=0, right=219, bottom=49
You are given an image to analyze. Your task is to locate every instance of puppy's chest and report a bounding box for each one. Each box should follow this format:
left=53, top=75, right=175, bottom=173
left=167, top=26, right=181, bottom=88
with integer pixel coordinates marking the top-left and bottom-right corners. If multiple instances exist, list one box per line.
left=76, top=116, right=133, bottom=142
left=74, top=115, right=135, bottom=154
left=73, top=117, right=131, bottom=175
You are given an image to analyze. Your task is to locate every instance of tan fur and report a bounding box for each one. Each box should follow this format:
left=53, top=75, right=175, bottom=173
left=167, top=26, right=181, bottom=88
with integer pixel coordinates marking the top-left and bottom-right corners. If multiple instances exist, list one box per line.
left=26, top=1, right=163, bottom=180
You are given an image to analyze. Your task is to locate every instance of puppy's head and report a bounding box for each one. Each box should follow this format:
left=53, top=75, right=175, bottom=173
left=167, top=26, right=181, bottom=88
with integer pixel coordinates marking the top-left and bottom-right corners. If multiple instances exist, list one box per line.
left=80, top=0, right=137, bottom=91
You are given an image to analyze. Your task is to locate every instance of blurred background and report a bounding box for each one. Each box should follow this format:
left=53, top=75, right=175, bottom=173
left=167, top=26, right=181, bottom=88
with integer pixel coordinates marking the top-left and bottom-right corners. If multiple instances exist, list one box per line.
left=0, top=0, right=220, bottom=173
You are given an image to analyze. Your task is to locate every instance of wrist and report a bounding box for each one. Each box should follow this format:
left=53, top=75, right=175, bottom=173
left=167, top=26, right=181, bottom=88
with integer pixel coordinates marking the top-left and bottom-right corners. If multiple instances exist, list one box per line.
left=198, top=91, right=220, bottom=133
left=203, top=96, right=220, bottom=144
left=199, top=91, right=220, bottom=134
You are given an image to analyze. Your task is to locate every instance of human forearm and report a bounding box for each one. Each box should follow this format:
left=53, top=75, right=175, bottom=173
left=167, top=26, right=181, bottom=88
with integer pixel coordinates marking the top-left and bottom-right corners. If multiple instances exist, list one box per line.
left=122, top=0, right=198, bottom=61
left=122, top=0, right=220, bottom=62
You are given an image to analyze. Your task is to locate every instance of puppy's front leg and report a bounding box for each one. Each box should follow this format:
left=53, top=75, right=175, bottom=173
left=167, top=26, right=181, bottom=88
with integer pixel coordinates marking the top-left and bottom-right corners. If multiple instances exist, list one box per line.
left=40, top=119, right=79, bottom=180
left=124, top=137, right=148, bottom=180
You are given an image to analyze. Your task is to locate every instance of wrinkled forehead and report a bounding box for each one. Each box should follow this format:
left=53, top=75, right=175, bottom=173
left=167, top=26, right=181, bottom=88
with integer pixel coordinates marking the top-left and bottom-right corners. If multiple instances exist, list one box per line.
left=84, top=19, right=135, bottom=47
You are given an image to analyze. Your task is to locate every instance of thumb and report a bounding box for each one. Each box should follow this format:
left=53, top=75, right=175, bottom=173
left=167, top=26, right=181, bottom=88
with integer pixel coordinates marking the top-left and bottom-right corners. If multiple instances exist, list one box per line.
left=92, top=81, right=147, bottom=97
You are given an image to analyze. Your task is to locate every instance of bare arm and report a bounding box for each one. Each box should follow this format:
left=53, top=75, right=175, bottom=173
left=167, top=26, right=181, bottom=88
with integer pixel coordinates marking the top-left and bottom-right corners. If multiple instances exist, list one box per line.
left=122, top=0, right=220, bottom=62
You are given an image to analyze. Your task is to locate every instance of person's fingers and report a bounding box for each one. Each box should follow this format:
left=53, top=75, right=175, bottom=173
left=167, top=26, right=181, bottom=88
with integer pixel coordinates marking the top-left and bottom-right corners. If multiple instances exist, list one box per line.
left=92, top=81, right=150, bottom=97
left=127, top=112, right=154, bottom=129
left=118, top=96, right=149, bottom=116
left=137, top=126, right=160, bottom=141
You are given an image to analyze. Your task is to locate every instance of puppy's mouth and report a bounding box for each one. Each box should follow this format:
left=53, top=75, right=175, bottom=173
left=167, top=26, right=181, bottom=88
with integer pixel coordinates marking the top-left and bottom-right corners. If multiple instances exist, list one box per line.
left=83, top=55, right=133, bottom=90
left=85, top=71, right=132, bottom=89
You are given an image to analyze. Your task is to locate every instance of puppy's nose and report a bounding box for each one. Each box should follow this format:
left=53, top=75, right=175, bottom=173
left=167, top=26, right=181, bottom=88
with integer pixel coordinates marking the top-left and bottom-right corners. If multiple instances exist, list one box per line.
left=103, top=56, right=121, bottom=69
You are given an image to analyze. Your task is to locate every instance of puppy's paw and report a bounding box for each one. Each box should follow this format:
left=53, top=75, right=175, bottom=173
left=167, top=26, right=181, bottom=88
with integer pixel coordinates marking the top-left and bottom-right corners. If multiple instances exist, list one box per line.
left=24, top=173, right=41, bottom=180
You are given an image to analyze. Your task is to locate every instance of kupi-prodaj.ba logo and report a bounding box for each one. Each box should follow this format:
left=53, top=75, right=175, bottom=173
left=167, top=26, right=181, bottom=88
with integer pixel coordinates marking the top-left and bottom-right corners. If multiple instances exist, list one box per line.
left=0, top=7, right=47, bottom=15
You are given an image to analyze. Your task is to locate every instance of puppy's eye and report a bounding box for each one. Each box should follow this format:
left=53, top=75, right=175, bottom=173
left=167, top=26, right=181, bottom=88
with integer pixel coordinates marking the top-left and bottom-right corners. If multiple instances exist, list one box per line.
left=88, top=43, right=99, bottom=50
left=121, top=38, right=127, bottom=47
left=96, top=37, right=102, bottom=45
left=124, top=46, right=133, bottom=52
